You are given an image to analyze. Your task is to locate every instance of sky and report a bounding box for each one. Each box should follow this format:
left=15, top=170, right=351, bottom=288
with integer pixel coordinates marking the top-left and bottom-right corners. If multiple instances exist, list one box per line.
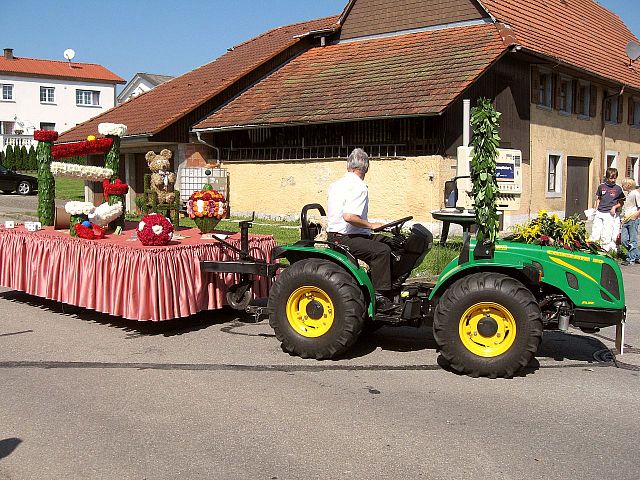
left=1, top=0, right=639, bottom=92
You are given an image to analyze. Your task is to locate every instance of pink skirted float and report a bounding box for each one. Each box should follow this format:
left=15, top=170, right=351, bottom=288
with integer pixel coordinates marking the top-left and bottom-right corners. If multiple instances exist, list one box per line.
left=0, top=124, right=275, bottom=321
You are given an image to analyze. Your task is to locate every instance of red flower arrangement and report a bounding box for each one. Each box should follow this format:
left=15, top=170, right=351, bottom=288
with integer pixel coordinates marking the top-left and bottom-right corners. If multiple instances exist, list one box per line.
left=73, top=223, right=105, bottom=240
left=103, top=178, right=129, bottom=201
left=138, top=214, right=173, bottom=246
left=34, top=130, right=59, bottom=142
left=52, top=138, right=114, bottom=160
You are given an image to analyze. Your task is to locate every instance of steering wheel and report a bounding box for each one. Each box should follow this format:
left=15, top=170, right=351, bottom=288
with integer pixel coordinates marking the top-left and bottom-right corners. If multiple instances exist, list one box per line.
left=372, top=216, right=413, bottom=233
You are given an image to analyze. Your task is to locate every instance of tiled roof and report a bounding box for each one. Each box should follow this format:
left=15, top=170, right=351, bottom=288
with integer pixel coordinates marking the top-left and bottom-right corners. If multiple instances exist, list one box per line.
left=482, top=0, right=640, bottom=90
left=194, top=23, right=508, bottom=130
left=0, top=56, right=124, bottom=84
left=58, top=16, right=338, bottom=142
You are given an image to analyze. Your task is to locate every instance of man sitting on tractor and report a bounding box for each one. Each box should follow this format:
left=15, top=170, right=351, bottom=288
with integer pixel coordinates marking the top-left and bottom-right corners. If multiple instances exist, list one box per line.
left=326, top=148, right=397, bottom=312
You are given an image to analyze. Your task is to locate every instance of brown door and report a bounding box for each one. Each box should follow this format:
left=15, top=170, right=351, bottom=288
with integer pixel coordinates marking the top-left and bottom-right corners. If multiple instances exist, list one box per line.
left=565, top=157, right=591, bottom=218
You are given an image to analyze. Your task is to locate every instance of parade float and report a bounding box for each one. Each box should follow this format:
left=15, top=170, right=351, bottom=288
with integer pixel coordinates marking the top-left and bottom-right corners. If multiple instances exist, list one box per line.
left=0, top=124, right=274, bottom=321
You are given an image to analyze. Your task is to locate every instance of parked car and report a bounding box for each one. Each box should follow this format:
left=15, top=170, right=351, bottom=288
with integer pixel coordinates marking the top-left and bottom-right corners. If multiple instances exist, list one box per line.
left=0, top=165, right=38, bottom=195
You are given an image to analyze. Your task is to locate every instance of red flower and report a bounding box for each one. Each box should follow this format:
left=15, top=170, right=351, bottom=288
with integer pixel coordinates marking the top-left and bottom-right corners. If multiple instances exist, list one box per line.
left=103, top=178, right=129, bottom=201
left=138, top=214, right=173, bottom=246
left=52, top=138, right=114, bottom=160
left=34, top=130, right=59, bottom=142
left=74, top=223, right=105, bottom=240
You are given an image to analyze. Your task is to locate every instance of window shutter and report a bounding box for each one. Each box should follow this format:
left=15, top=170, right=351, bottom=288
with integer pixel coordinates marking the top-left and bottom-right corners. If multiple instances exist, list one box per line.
left=531, top=66, right=540, bottom=104
left=572, top=80, right=579, bottom=114
left=553, top=74, right=561, bottom=110
left=629, top=97, right=635, bottom=125
left=589, top=85, right=598, bottom=117
left=626, top=157, right=633, bottom=178
left=617, top=95, right=624, bottom=124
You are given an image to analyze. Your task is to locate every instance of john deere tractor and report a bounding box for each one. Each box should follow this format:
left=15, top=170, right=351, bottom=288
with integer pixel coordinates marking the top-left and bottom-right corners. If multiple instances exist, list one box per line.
left=262, top=205, right=625, bottom=378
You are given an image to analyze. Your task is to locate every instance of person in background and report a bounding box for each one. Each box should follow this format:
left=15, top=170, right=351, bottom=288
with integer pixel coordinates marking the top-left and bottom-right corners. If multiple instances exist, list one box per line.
left=326, top=148, right=397, bottom=313
left=589, top=167, right=625, bottom=252
left=620, top=177, right=640, bottom=265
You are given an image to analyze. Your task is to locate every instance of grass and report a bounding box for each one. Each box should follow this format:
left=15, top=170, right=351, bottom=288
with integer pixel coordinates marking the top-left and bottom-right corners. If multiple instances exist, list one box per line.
left=55, top=177, right=85, bottom=201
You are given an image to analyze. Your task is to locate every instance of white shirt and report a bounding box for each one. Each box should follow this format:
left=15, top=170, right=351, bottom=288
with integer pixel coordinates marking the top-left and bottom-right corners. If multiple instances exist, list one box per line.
left=327, top=171, right=370, bottom=235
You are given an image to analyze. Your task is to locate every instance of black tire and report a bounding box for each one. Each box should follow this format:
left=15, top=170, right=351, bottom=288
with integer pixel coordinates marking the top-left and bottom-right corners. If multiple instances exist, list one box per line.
left=17, top=181, right=31, bottom=195
left=268, top=258, right=366, bottom=359
left=433, top=272, right=543, bottom=378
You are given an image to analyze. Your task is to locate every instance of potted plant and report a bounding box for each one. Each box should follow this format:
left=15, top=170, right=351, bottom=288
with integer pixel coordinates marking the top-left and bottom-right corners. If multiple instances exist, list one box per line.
left=187, top=184, right=228, bottom=234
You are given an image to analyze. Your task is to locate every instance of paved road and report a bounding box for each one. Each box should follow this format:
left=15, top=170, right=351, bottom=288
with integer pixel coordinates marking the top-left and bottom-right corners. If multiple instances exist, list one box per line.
left=1, top=193, right=639, bottom=479
left=0, top=192, right=65, bottom=223
left=0, top=269, right=639, bottom=479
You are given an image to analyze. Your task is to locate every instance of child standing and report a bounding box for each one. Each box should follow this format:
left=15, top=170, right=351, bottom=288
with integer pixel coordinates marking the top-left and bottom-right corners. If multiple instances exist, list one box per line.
left=620, top=177, right=640, bottom=265
left=589, top=167, right=625, bottom=252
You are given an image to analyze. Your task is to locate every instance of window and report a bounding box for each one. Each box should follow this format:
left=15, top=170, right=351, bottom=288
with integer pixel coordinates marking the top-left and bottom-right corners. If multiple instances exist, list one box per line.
left=629, top=98, right=640, bottom=127
left=537, top=71, right=553, bottom=108
left=40, top=86, right=55, bottom=103
left=575, top=81, right=590, bottom=117
left=604, top=92, right=623, bottom=124
left=39, top=122, right=55, bottom=131
left=626, top=156, right=639, bottom=183
left=546, top=152, right=563, bottom=196
left=1, top=84, right=13, bottom=101
left=76, top=89, right=100, bottom=106
left=606, top=152, right=618, bottom=170
left=1, top=121, right=15, bottom=135
left=558, top=76, right=573, bottom=114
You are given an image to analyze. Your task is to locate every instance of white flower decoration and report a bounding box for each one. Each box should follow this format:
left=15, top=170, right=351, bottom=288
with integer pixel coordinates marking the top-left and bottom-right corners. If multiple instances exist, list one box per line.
left=51, top=162, right=113, bottom=182
left=98, top=123, right=128, bottom=137
left=65, top=201, right=96, bottom=216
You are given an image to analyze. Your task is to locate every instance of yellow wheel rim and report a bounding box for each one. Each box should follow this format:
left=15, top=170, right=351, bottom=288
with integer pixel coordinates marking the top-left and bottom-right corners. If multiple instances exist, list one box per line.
left=459, top=302, right=517, bottom=357
left=286, top=286, right=335, bottom=338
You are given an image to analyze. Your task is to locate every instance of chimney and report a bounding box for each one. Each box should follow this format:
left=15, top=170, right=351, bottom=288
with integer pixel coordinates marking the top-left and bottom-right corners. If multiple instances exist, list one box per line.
left=4, top=48, right=14, bottom=60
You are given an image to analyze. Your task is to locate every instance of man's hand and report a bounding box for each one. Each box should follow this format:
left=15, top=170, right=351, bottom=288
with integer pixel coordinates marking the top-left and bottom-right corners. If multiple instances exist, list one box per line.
left=610, top=206, right=618, bottom=216
left=369, top=222, right=385, bottom=230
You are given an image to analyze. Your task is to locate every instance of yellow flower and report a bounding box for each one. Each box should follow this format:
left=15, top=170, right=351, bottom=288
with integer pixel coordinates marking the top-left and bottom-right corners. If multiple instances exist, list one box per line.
left=552, top=214, right=559, bottom=222
left=538, top=209, right=547, bottom=217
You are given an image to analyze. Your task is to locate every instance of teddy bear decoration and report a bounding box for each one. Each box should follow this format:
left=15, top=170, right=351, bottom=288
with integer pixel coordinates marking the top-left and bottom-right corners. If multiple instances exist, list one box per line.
left=146, top=149, right=177, bottom=205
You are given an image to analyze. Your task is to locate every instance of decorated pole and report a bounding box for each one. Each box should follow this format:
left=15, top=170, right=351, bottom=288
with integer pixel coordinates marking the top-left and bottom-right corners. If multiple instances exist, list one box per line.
left=470, top=98, right=501, bottom=258
left=99, top=123, right=128, bottom=230
left=34, top=130, right=58, bottom=226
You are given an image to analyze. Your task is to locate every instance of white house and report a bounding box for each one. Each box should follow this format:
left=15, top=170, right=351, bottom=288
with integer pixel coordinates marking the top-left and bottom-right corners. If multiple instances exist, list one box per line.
left=0, top=48, right=124, bottom=151
left=117, top=73, right=174, bottom=104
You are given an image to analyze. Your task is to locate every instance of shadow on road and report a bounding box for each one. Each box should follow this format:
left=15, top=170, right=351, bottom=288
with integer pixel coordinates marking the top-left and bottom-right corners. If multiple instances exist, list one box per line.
left=0, top=290, right=239, bottom=337
left=0, top=438, right=21, bottom=461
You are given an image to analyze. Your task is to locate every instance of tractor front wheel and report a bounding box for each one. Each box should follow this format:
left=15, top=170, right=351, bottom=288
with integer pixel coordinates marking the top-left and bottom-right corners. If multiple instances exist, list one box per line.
left=268, top=258, right=366, bottom=359
left=433, top=272, right=543, bottom=378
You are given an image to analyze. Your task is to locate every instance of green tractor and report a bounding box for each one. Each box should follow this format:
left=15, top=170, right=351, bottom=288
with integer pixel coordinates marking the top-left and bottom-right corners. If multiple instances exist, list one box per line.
left=202, top=207, right=626, bottom=378
left=267, top=205, right=625, bottom=378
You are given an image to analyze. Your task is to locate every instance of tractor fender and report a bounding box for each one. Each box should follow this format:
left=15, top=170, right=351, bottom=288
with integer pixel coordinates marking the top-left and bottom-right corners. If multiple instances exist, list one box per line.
left=271, top=244, right=376, bottom=316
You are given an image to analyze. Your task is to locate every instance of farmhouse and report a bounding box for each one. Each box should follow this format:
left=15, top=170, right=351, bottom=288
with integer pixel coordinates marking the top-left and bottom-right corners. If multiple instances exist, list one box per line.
left=59, top=0, right=640, bottom=229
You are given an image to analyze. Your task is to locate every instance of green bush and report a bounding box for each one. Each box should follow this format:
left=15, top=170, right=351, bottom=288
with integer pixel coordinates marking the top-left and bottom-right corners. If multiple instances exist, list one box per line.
left=4, top=145, right=14, bottom=170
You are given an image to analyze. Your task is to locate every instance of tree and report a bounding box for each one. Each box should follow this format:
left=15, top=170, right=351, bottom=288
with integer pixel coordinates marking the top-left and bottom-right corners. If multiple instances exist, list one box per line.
left=20, top=145, right=29, bottom=171
left=0, top=149, right=5, bottom=166
left=28, top=146, right=37, bottom=170
left=4, top=145, right=14, bottom=170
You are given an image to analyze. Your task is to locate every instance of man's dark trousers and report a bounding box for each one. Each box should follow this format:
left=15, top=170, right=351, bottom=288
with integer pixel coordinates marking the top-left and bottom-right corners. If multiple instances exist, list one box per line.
left=327, top=233, right=393, bottom=291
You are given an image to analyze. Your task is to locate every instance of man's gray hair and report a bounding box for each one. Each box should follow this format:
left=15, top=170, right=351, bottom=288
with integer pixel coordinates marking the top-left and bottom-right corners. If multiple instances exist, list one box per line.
left=347, top=148, right=369, bottom=174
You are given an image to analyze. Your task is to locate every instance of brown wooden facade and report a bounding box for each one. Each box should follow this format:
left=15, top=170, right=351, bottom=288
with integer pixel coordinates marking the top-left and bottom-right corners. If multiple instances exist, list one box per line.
left=338, top=0, right=487, bottom=40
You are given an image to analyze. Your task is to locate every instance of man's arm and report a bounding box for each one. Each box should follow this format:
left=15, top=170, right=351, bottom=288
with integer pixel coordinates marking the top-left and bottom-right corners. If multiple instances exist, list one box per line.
left=343, top=213, right=383, bottom=231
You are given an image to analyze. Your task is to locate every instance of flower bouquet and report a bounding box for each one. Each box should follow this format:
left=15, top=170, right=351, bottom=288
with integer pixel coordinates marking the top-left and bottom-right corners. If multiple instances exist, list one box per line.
left=187, top=184, right=228, bottom=234
left=138, top=213, right=173, bottom=246
left=505, top=210, right=600, bottom=253
left=65, top=201, right=96, bottom=237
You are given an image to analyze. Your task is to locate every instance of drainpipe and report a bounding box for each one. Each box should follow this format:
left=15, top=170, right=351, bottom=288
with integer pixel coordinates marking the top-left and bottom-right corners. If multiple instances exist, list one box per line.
left=462, top=99, right=471, bottom=148
left=195, top=131, right=221, bottom=163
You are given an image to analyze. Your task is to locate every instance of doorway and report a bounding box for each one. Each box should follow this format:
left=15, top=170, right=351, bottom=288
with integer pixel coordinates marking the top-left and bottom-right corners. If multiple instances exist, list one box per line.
left=565, top=157, right=591, bottom=218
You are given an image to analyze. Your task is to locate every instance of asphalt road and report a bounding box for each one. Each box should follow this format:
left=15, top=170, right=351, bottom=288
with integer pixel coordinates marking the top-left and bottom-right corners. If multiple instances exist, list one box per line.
left=1, top=193, right=639, bottom=479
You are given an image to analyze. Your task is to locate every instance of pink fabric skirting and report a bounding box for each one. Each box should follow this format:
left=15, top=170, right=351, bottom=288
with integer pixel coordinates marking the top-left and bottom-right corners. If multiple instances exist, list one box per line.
left=0, top=227, right=275, bottom=321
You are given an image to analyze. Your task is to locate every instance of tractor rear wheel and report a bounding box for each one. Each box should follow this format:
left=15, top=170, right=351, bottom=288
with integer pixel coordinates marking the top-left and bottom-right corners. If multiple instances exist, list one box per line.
left=433, top=272, right=542, bottom=378
left=269, top=258, right=366, bottom=359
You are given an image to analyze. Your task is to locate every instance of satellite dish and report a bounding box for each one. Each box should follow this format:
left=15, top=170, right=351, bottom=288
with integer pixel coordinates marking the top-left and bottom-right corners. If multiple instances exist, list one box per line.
left=63, top=49, right=76, bottom=61
left=625, top=41, right=640, bottom=62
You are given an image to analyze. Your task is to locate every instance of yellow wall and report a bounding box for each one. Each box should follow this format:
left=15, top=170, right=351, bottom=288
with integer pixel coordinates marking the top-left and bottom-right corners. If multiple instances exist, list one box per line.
left=223, top=156, right=455, bottom=223
left=527, top=92, right=640, bottom=220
